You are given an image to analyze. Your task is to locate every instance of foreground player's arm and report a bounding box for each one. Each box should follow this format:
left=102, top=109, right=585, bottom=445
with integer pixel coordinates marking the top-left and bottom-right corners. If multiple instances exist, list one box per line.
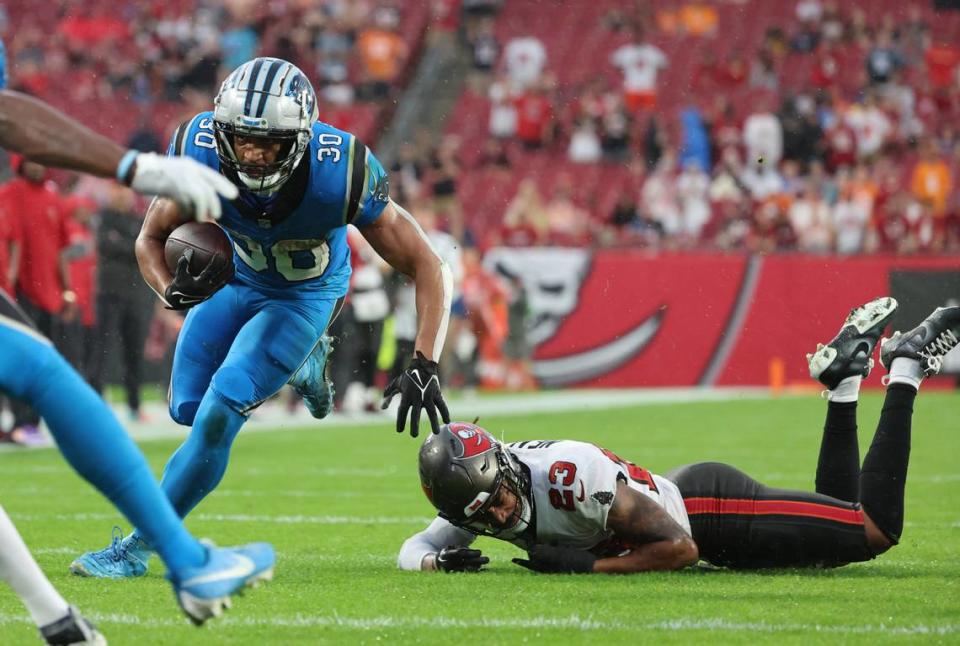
left=358, top=199, right=452, bottom=363
left=135, top=198, right=188, bottom=303
left=0, top=90, right=123, bottom=177
left=0, top=90, right=236, bottom=220
left=596, top=482, right=699, bottom=573
left=397, top=517, right=478, bottom=571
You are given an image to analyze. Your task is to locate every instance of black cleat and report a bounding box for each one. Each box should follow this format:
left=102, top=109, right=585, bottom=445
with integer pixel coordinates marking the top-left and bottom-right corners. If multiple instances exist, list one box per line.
left=881, top=306, right=960, bottom=377
left=39, top=606, right=106, bottom=645
left=807, top=297, right=898, bottom=389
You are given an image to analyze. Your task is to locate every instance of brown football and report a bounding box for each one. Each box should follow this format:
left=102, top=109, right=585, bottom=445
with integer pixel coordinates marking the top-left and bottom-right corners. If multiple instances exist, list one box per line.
left=164, top=221, right=234, bottom=279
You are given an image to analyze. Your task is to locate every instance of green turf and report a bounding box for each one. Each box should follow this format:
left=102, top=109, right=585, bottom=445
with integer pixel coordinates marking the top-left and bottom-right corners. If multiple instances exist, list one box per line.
left=0, top=392, right=957, bottom=644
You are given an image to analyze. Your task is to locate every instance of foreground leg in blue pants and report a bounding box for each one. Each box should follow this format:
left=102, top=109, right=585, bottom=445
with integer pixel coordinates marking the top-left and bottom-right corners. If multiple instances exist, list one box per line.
left=0, top=292, right=276, bottom=626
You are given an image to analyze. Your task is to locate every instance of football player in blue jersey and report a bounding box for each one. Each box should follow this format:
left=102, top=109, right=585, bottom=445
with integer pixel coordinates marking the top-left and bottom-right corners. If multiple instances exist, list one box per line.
left=73, top=58, right=454, bottom=580
left=0, top=53, right=278, bottom=643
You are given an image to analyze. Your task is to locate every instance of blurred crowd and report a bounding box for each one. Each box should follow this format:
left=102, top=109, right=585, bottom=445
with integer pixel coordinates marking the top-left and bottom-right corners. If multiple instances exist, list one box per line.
left=414, top=0, right=960, bottom=253
left=1, top=0, right=958, bottom=436
left=2, top=0, right=422, bottom=143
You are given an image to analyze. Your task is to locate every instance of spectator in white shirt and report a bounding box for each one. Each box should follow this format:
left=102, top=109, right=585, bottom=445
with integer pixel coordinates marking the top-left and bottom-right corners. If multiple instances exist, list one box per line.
left=676, top=160, right=712, bottom=242
left=832, top=186, right=872, bottom=254
left=642, top=150, right=682, bottom=237
left=568, top=118, right=602, bottom=163
left=743, top=100, right=784, bottom=167
left=610, top=27, right=667, bottom=111
left=741, top=161, right=785, bottom=201
left=488, top=76, right=518, bottom=138
left=503, top=35, right=547, bottom=90
left=845, top=95, right=892, bottom=160
left=789, top=185, right=834, bottom=252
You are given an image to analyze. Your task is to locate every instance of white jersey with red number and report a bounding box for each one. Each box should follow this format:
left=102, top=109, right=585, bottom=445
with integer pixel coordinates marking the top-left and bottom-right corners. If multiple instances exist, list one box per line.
left=508, top=440, right=691, bottom=550
left=397, top=440, right=691, bottom=570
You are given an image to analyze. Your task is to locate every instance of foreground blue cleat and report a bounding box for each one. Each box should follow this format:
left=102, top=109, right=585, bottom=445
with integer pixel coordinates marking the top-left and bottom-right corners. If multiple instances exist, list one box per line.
left=69, top=528, right=151, bottom=579
left=172, top=542, right=275, bottom=625
left=288, top=335, right=335, bottom=419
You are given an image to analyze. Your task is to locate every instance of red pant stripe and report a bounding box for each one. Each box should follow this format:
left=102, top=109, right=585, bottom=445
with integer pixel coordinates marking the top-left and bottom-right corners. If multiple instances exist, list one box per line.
left=683, top=497, right=865, bottom=525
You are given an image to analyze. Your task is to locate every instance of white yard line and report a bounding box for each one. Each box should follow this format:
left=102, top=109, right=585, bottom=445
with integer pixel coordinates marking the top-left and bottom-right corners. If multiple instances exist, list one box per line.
left=0, top=613, right=955, bottom=635
left=9, top=512, right=434, bottom=525
left=0, top=387, right=778, bottom=450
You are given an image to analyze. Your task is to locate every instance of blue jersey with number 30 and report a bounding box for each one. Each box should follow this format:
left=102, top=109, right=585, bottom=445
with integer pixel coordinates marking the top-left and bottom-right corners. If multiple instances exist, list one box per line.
left=169, top=111, right=389, bottom=299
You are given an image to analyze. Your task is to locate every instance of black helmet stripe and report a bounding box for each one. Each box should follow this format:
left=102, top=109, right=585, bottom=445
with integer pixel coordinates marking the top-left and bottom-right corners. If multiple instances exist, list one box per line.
left=255, top=60, right=288, bottom=118
left=243, top=58, right=266, bottom=116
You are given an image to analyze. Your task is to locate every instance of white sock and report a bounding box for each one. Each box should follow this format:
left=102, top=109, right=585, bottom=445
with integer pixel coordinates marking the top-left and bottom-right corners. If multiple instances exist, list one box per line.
left=0, top=505, right=70, bottom=627
left=887, top=357, right=924, bottom=390
left=828, top=375, right=862, bottom=402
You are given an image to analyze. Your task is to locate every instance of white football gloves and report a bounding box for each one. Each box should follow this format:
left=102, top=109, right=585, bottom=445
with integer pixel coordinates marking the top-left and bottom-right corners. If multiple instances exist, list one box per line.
left=128, top=152, right=238, bottom=221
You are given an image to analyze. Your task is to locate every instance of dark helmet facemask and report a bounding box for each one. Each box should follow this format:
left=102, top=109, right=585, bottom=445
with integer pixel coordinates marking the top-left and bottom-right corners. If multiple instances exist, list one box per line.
left=459, top=464, right=533, bottom=540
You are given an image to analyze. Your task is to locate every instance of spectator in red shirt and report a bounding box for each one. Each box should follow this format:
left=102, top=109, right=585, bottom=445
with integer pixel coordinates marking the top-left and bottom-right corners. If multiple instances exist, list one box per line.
left=58, top=6, right=129, bottom=51
left=2, top=158, right=72, bottom=445
left=811, top=43, right=841, bottom=90
left=0, top=188, right=20, bottom=294
left=60, top=196, right=98, bottom=380
left=924, top=39, right=960, bottom=90
left=514, top=81, right=554, bottom=149
left=8, top=160, right=74, bottom=322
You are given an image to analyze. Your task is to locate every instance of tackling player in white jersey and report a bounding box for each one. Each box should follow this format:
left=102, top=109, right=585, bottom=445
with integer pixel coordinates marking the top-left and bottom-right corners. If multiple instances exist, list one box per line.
left=400, top=298, right=960, bottom=574
left=400, top=428, right=698, bottom=574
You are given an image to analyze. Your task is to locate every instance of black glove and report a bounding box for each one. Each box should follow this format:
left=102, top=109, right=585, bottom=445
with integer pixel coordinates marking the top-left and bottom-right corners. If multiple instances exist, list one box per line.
left=512, top=544, right=597, bottom=574
left=164, top=249, right=232, bottom=311
left=436, top=547, right=489, bottom=572
left=380, top=350, right=450, bottom=437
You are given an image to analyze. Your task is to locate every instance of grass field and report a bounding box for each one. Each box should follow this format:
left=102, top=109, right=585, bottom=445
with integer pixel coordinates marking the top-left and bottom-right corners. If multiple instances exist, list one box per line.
left=0, top=391, right=957, bottom=644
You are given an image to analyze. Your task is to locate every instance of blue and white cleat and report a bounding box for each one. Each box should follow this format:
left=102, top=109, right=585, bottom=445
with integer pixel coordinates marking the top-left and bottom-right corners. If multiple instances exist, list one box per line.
left=288, top=335, right=335, bottom=419
left=172, top=542, right=275, bottom=626
left=69, top=528, right=150, bottom=579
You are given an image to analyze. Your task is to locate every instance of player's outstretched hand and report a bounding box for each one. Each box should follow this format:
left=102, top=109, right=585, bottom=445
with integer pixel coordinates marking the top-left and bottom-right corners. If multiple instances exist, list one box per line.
left=512, top=544, right=597, bottom=574
left=129, top=153, right=239, bottom=222
left=164, top=249, right=232, bottom=311
left=380, top=351, right=450, bottom=437
left=436, top=547, right=489, bottom=572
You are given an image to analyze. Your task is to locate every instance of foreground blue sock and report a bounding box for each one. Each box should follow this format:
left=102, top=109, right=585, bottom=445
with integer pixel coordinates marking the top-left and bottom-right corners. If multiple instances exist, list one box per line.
left=29, top=352, right=205, bottom=575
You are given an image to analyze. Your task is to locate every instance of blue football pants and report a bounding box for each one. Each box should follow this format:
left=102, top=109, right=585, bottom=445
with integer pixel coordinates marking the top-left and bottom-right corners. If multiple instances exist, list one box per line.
left=154, top=281, right=337, bottom=521
left=0, top=320, right=205, bottom=575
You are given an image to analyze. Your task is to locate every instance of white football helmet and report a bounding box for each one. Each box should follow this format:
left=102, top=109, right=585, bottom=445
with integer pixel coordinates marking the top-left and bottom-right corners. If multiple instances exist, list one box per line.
left=213, top=57, right=319, bottom=195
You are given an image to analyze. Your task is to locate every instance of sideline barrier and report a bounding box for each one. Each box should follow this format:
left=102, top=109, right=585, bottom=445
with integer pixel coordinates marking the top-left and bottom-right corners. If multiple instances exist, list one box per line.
left=483, top=249, right=960, bottom=387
